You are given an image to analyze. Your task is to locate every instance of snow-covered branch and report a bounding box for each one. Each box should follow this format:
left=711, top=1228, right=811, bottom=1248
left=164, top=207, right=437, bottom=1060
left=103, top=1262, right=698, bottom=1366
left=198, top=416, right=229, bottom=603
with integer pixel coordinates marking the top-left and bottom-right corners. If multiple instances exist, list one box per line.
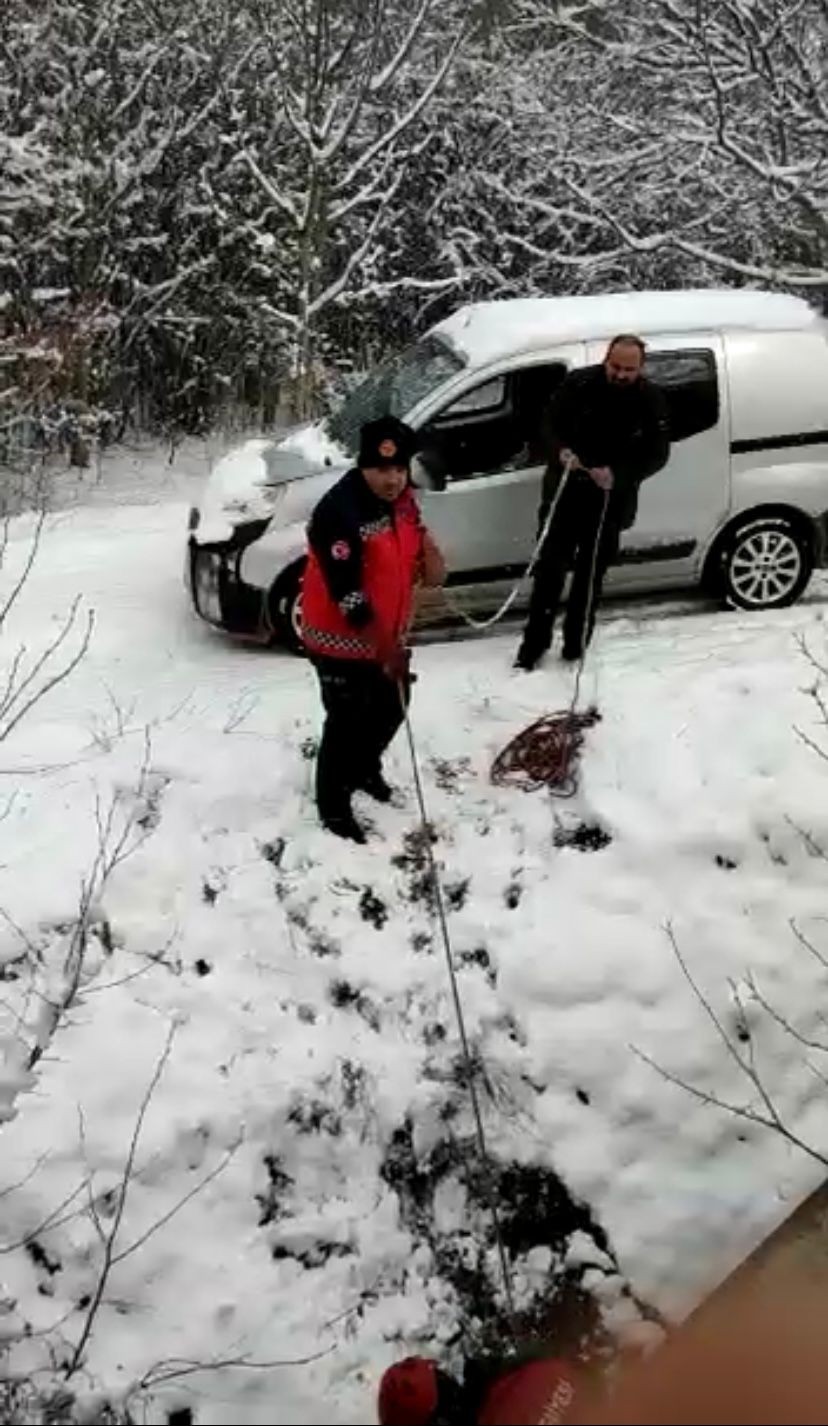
left=637, top=924, right=828, bottom=1170
left=334, top=20, right=466, bottom=196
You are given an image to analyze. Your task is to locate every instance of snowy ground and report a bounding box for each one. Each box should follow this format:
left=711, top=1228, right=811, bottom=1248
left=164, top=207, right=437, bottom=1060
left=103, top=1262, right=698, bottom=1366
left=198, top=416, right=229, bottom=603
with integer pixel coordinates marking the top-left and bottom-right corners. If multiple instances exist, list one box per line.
left=2, top=446, right=828, bottom=1424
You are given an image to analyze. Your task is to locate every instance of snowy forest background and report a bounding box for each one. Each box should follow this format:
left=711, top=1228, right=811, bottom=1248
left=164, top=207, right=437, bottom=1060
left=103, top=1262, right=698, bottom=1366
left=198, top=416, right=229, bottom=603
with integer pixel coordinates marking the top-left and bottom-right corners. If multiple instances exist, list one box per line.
left=2, top=0, right=827, bottom=442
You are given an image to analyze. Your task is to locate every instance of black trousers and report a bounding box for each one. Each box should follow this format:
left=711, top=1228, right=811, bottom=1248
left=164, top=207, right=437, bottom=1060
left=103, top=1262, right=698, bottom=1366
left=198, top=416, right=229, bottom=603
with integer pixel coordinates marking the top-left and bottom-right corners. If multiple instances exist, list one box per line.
left=312, top=656, right=410, bottom=819
left=520, top=475, right=621, bottom=660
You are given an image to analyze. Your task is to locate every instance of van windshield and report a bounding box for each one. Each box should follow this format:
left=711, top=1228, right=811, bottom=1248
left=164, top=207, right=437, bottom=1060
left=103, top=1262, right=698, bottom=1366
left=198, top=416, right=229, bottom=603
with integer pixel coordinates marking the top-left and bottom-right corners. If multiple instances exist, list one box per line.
left=326, top=337, right=464, bottom=454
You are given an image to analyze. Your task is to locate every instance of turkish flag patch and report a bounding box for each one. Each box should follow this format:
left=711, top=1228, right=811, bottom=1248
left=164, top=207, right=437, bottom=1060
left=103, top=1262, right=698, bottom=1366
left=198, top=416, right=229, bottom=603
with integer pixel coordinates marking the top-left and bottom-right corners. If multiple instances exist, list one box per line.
left=331, top=540, right=351, bottom=561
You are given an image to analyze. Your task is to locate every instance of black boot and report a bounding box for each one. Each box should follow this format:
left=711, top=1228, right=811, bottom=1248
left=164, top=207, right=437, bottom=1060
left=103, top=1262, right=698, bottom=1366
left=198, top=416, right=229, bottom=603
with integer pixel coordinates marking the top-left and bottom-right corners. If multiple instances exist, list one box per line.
left=357, top=771, right=394, bottom=804
left=321, top=807, right=367, bottom=844
left=514, top=643, right=542, bottom=672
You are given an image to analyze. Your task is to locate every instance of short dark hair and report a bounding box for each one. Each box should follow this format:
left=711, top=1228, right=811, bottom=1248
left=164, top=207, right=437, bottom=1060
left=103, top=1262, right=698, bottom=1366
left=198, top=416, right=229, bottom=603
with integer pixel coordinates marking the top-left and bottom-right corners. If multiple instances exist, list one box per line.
left=607, top=333, right=647, bottom=358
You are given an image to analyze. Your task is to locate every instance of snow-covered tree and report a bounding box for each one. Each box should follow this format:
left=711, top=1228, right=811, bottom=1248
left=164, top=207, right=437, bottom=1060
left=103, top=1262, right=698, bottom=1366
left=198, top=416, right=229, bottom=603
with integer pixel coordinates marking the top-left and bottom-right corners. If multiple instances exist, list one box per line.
left=2, top=0, right=824, bottom=438
left=223, top=0, right=468, bottom=417
left=536, top=0, right=828, bottom=289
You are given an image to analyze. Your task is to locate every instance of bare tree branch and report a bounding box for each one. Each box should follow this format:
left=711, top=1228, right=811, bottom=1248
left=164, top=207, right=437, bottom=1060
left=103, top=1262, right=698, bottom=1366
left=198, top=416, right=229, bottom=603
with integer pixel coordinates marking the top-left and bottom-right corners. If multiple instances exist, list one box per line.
left=791, top=918, right=828, bottom=974
left=134, top=1343, right=332, bottom=1395
left=112, top=1142, right=239, bottom=1264
left=66, top=1023, right=177, bottom=1377
left=0, top=605, right=95, bottom=747
left=636, top=924, right=828, bottom=1169
left=0, top=503, right=48, bottom=633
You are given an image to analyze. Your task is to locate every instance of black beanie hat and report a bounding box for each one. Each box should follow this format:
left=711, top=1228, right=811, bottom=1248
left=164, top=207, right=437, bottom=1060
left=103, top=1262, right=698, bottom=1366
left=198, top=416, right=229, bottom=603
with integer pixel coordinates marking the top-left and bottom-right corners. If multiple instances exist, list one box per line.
left=358, top=416, right=417, bottom=470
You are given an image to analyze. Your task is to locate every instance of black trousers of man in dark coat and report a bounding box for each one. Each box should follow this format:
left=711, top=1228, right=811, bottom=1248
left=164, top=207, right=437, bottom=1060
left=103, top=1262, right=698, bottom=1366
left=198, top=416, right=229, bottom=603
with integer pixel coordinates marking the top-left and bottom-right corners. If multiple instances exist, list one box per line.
left=312, top=657, right=411, bottom=823
left=516, top=358, right=670, bottom=669
left=520, top=472, right=620, bottom=664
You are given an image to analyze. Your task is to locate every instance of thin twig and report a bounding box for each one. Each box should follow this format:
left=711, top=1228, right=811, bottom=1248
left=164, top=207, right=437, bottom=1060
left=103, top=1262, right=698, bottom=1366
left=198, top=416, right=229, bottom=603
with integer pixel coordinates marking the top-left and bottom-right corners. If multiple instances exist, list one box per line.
left=65, top=1024, right=176, bottom=1377
left=25, top=738, right=157, bottom=1078
left=791, top=917, right=828, bottom=973
left=0, top=903, right=42, bottom=960
left=794, top=724, right=828, bottom=766
left=746, top=971, right=828, bottom=1055
left=112, top=1143, right=239, bottom=1264
left=1, top=606, right=95, bottom=746
left=637, top=925, right=828, bottom=1169
left=77, top=1106, right=106, bottom=1246
left=81, top=962, right=157, bottom=995
left=0, top=1153, right=50, bottom=1205
left=786, top=815, right=828, bottom=861
left=634, top=1047, right=789, bottom=1136
left=0, top=504, right=48, bottom=632
left=136, top=1344, right=333, bottom=1393
left=0, top=1177, right=93, bottom=1256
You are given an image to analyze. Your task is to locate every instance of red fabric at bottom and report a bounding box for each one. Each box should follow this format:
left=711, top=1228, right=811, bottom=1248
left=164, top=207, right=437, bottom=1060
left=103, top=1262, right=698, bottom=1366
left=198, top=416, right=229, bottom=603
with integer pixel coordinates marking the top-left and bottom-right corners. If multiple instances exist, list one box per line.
left=478, top=1359, right=579, bottom=1426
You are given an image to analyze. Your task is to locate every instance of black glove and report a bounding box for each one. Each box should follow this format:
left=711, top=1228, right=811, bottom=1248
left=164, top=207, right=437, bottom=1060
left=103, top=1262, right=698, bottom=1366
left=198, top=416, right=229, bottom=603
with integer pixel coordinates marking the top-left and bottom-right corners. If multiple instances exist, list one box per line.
left=339, top=592, right=373, bottom=629
left=380, top=642, right=411, bottom=684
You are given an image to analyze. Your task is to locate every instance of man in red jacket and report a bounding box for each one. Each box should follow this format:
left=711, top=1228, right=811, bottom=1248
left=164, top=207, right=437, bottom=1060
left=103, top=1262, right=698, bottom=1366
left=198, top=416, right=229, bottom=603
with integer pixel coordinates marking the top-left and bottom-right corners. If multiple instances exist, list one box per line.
left=302, top=417, right=445, bottom=843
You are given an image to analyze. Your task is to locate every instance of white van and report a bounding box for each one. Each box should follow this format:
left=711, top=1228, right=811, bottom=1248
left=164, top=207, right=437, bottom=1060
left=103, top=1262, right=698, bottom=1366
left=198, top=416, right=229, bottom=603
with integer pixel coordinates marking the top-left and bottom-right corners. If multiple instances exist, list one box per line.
left=187, top=288, right=828, bottom=647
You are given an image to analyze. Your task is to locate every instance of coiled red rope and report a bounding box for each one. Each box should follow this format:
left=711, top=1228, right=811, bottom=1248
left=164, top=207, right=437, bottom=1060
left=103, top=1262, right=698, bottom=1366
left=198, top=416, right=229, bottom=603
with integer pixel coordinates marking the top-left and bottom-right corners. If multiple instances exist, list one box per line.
left=491, top=706, right=602, bottom=798
left=490, top=480, right=610, bottom=798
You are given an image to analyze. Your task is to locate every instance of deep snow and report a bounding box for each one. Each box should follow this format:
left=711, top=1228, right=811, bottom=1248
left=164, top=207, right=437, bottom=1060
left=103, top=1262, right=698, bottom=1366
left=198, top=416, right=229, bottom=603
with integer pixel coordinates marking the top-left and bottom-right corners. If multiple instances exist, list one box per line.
left=2, top=448, right=828, bottom=1424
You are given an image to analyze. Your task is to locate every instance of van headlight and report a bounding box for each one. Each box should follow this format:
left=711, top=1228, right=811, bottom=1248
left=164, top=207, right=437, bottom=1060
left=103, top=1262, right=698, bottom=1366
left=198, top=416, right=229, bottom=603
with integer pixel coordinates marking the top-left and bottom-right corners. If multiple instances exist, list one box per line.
left=223, top=483, right=286, bottom=522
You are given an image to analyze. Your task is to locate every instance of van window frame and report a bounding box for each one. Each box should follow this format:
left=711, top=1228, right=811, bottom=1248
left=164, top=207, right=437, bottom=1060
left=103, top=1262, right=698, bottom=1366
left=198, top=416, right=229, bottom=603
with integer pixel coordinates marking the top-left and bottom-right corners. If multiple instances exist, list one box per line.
left=416, top=357, right=573, bottom=484
left=644, top=346, right=720, bottom=444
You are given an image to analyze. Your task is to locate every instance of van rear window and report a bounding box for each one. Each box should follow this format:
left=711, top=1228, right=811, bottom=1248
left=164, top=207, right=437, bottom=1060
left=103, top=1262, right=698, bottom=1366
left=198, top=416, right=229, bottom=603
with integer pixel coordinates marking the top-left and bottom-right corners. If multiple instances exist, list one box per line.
left=645, top=349, right=719, bottom=443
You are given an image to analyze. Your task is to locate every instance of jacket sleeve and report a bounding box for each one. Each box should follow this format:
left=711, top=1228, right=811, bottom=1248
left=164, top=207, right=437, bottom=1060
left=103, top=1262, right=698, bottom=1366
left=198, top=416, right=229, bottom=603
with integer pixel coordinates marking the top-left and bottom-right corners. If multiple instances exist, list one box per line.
left=637, top=381, right=671, bottom=482
left=542, top=374, right=580, bottom=470
left=616, top=382, right=671, bottom=487
left=419, top=528, right=446, bottom=587
left=307, top=497, right=373, bottom=629
left=537, top=375, right=581, bottom=530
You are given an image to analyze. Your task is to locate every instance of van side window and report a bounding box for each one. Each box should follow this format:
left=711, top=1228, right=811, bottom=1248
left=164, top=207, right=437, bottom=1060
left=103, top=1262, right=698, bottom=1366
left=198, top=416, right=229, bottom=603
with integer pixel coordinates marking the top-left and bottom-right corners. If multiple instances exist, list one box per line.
left=645, top=349, right=719, bottom=444
left=438, top=375, right=507, bottom=417
left=420, top=363, right=568, bottom=482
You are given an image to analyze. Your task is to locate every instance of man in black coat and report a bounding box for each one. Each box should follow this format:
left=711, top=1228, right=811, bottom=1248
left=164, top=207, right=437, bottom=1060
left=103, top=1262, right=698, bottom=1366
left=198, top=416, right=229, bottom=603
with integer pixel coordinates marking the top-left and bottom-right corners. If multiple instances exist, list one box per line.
left=515, top=335, right=670, bottom=671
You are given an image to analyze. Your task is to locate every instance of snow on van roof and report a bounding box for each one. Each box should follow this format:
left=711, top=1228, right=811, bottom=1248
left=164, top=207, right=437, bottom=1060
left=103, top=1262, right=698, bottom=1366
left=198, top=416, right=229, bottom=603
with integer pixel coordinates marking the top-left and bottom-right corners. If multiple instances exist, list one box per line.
left=433, top=289, right=819, bottom=367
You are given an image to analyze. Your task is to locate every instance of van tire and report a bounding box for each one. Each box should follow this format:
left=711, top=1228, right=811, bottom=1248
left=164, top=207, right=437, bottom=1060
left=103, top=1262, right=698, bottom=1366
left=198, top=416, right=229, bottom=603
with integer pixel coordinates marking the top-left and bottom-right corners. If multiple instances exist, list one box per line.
left=269, top=560, right=306, bottom=654
left=717, top=515, right=813, bottom=611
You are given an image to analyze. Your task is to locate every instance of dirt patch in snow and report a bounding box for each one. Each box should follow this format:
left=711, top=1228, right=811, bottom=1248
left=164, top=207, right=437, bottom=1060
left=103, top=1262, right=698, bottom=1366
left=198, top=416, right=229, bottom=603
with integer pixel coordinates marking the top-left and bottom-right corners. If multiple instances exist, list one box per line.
left=554, top=821, right=613, bottom=854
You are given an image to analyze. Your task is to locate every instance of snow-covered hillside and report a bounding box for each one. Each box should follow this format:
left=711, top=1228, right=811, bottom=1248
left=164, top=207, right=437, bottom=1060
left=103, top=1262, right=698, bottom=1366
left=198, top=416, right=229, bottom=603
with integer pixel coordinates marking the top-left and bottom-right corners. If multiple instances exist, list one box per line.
left=2, top=457, right=828, bottom=1424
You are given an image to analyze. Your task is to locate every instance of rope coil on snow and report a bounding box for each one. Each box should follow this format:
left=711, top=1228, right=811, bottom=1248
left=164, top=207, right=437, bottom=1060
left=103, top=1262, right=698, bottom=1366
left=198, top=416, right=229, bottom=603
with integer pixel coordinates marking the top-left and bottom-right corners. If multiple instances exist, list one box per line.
left=491, top=707, right=602, bottom=799
left=489, top=481, right=610, bottom=797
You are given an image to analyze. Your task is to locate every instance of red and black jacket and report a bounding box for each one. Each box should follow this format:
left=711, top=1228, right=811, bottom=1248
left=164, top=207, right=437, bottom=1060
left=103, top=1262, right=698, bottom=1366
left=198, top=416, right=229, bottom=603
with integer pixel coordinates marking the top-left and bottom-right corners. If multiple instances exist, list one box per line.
left=301, top=467, right=425, bottom=661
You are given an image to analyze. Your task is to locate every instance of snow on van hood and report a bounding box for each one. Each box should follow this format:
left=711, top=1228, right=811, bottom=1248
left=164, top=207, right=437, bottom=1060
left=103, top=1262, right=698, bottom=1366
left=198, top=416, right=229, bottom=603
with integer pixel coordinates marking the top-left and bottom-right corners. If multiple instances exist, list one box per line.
left=197, top=424, right=349, bottom=542
left=278, top=420, right=348, bottom=470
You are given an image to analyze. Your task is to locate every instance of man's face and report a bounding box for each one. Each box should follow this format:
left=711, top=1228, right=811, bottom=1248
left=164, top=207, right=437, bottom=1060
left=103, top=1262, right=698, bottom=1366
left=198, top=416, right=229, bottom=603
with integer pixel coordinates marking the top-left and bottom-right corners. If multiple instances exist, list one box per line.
left=605, top=342, right=644, bottom=387
left=362, top=463, right=409, bottom=502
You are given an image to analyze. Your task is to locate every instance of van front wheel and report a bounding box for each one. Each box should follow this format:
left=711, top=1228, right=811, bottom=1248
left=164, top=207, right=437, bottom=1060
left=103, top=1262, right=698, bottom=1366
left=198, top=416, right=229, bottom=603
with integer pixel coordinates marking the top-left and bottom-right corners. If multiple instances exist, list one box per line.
left=719, top=516, right=812, bottom=611
left=268, top=561, right=306, bottom=654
